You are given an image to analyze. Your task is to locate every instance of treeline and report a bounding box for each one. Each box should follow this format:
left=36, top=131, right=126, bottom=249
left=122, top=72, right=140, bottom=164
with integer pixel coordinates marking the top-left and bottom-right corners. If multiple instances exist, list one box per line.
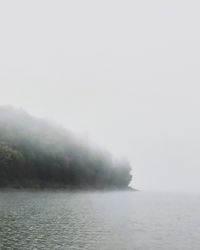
left=0, top=106, right=132, bottom=189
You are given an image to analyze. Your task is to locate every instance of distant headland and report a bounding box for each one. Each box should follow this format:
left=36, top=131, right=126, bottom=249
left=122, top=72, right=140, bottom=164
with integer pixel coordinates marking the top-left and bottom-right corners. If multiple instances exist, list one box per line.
left=0, top=106, right=132, bottom=190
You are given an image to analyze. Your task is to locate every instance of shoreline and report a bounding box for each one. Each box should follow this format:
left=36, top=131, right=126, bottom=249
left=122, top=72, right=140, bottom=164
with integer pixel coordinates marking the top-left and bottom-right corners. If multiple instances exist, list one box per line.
left=0, top=186, right=136, bottom=192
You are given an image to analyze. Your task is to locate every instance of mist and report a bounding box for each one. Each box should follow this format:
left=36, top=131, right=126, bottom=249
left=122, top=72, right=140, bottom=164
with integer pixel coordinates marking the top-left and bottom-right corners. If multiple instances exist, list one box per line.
left=1, top=0, right=200, bottom=192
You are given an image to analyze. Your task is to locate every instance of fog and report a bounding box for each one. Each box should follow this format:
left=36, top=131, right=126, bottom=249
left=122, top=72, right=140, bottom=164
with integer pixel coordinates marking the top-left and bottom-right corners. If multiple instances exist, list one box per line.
left=0, top=0, right=200, bottom=192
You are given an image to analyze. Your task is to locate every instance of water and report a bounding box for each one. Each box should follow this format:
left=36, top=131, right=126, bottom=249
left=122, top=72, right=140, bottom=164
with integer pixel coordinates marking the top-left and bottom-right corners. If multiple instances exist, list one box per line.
left=0, top=191, right=200, bottom=250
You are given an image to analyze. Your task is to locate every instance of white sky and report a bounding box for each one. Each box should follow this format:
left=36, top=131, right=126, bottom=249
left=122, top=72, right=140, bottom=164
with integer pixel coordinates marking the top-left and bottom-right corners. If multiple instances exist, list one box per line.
left=0, top=0, right=200, bottom=191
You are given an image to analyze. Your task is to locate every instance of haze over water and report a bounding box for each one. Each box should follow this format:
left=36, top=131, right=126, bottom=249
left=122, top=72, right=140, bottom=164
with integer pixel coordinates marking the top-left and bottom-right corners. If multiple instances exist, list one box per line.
left=0, top=191, right=200, bottom=250
left=0, top=1, right=200, bottom=249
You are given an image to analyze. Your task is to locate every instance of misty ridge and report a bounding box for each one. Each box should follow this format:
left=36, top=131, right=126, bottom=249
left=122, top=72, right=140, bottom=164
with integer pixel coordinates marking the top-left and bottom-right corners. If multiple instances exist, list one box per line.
left=0, top=106, right=132, bottom=189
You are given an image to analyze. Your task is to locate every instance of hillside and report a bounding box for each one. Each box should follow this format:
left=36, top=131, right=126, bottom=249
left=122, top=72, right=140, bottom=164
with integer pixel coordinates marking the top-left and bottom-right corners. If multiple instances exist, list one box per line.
left=0, top=106, right=132, bottom=189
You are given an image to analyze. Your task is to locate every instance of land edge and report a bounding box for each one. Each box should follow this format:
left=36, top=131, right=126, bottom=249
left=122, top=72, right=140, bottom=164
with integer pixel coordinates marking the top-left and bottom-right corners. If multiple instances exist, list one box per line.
left=0, top=186, right=138, bottom=192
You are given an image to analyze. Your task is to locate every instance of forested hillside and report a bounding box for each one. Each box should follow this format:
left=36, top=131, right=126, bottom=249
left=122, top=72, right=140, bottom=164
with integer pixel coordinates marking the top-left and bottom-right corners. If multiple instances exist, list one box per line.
left=0, top=106, right=132, bottom=189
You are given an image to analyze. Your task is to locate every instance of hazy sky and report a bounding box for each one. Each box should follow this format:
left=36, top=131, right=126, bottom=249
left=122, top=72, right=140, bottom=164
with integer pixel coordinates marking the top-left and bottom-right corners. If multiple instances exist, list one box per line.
left=0, top=0, right=200, bottom=192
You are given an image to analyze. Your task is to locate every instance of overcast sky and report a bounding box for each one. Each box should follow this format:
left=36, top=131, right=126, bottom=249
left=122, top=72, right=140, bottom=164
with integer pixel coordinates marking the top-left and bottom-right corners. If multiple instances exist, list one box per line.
left=0, top=0, right=200, bottom=192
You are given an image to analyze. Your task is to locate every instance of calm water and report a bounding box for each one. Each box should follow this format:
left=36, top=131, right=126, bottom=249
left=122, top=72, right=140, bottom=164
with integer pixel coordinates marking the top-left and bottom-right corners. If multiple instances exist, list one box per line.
left=0, top=191, right=200, bottom=250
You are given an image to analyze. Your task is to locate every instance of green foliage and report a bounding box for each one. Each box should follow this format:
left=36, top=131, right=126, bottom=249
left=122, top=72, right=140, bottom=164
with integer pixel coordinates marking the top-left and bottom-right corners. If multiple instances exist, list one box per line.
left=0, top=144, right=25, bottom=186
left=0, top=106, right=132, bottom=189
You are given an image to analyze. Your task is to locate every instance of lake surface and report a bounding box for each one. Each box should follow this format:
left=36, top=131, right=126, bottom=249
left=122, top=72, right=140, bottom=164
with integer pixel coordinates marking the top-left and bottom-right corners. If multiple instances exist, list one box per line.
left=0, top=191, right=200, bottom=250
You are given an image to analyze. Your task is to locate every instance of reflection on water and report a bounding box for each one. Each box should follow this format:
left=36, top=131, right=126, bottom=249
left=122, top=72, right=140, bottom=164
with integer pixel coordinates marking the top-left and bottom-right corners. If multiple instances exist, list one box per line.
left=0, top=191, right=200, bottom=250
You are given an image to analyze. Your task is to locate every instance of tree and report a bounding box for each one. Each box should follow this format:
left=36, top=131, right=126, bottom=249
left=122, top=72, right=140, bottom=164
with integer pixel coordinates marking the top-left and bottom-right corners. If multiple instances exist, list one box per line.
left=0, top=144, right=25, bottom=186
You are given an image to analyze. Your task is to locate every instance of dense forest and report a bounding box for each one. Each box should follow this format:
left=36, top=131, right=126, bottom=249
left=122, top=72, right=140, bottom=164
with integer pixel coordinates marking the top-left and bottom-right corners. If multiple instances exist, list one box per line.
left=0, top=106, right=132, bottom=189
